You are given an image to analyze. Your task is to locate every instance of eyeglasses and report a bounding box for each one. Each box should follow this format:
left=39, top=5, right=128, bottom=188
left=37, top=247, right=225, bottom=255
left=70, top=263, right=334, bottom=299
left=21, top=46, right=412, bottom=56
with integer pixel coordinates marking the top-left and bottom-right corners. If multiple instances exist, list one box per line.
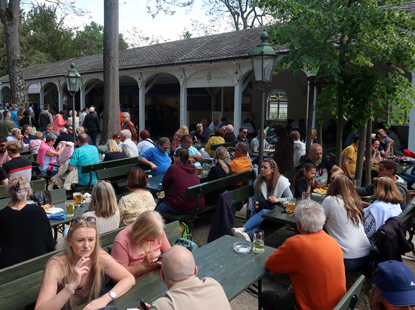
left=242, top=131, right=248, bottom=134
left=72, top=216, right=96, bottom=224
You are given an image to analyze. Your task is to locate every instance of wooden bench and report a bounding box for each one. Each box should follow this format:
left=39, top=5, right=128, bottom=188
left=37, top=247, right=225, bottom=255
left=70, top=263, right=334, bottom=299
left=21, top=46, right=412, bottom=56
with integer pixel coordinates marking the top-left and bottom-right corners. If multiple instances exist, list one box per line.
left=211, top=142, right=232, bottom=151
left=0, top=221, right=181, bottom=309
left=333, top=275, right=365, bottom=310
left=398, top=202, right=415, bottom=255
left=0, top=179, right=46, bottom=199
left=161, top=170, right=255, bottom=231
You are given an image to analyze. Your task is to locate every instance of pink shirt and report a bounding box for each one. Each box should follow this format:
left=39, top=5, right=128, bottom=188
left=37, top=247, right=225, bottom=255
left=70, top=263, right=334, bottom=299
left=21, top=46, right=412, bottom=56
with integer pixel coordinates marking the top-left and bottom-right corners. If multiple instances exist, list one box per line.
left=53, top=114, right=66, bottom=133
left=111, top=225, right=171, bottom=277
left=0, top=152, right=11, bottom=166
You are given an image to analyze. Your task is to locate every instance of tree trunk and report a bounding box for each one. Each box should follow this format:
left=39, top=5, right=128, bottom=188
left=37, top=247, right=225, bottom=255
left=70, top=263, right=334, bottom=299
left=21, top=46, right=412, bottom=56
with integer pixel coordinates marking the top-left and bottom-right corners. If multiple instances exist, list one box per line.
left=355, top=125, right=367, bottom=187
left=305, top=77, right=315, bottom=156
left=365, top=118, right=373, bottom=185
left=102, top=0, right=120, bottom=143
left=318, top=120, right=323, bottom=147
left=0, top=0, right=29, bottom=108
left=335, top=96, right=344, bottom=166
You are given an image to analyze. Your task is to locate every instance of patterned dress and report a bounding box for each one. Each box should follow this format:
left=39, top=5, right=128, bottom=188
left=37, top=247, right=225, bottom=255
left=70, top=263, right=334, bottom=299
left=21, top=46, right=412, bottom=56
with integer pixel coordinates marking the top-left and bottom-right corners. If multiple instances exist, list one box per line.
left=118, top=191, right=156, bottom=226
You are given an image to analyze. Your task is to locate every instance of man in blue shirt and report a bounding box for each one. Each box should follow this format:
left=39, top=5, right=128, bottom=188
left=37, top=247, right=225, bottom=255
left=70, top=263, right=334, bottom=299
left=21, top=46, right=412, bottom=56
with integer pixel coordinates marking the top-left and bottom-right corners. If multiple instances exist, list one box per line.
left=68, top=133, right=99, bottom=186
left=175, top=135, right=203, bottom=168
left=138, top=137, right=171, bottom=176
left=10, top=104, right=18, bottom=127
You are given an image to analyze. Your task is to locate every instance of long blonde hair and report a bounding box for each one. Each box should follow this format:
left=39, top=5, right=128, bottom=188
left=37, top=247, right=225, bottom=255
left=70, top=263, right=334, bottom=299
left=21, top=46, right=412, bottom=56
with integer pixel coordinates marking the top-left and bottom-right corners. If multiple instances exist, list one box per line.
left=60, top=219, right=102, bottom=304
left=214, top=146, right=230, bottom=174
left=107, top=139, right=122, bottom=152
left=130, top=211, right=165, bottom=245
left=374, top=177, right=403, bottom=204
left=326, top=175, right=364, bottom=226
left=177, top=125, right=189, bottom=135
left=88, top=181, right=118, bottom=218
left=256, top=159, right=281, bottom=193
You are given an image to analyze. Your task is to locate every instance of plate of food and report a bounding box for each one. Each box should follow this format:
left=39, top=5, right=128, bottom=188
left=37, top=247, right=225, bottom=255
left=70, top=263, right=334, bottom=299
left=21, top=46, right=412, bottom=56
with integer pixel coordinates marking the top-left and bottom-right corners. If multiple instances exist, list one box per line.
left=313, top=187, right=328, bottom=195
left=41, top=204, right=64, bottom=214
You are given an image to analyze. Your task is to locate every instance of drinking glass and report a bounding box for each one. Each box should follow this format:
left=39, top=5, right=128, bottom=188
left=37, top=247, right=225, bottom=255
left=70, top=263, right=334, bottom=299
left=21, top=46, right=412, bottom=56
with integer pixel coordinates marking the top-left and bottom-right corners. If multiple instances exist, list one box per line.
left=253, top=230, right=265, bottom=253
left=286, top=198, right=296, bottom=213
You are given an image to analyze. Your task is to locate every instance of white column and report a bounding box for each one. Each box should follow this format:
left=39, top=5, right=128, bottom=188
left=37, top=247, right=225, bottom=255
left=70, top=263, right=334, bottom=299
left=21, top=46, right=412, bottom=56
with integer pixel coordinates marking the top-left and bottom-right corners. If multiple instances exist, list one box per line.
left=179, top=84, right=188, bottom=127
left=138, top=86, right=145, bottom=133
left=58, top=86, right=64, bottom=111
left=40, top=87, right=45, bottom=110
left=409, top=72, right=415, bottom=152
left=80, top=86, right=86, bottom=110
left=233, top=79, right=243, bottom=134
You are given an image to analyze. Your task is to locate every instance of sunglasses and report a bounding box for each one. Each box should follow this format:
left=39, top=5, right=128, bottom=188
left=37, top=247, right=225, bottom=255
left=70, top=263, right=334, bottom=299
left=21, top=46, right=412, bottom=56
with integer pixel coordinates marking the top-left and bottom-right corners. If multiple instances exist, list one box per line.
left=72, top=216, right=96, bottom=224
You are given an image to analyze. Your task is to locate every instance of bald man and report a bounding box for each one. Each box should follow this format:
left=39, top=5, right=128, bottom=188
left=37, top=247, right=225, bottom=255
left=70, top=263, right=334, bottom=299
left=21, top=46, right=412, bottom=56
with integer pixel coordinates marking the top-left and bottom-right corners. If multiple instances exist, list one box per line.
left=303, top=143, right=342, bottom=187
left=145, top=245, right=231, bottom=310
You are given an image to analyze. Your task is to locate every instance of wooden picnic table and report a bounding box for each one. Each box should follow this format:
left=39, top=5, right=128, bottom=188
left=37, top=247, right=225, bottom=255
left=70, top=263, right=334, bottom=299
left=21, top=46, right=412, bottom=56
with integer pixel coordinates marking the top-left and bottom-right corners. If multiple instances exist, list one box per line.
left=76, top=235, right=274, bottom=310
left=146, top=173, right=164, bottom=194
left=49, top=203, right=88, bottom=240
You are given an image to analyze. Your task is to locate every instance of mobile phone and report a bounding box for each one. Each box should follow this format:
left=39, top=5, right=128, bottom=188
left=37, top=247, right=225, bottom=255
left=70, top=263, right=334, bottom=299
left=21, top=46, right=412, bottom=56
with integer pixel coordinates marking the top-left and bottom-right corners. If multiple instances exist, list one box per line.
left=157, top=252, right=163, bottom=262
left=139, top=299, right=148, bottom=310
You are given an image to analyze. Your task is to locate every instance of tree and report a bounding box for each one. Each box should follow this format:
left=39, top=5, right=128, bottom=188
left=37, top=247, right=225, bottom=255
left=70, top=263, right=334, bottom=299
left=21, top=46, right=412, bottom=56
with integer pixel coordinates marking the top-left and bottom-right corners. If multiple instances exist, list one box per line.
left=0, top=0, right=29, bottom=107
left=257, top=0, right=415, bottom=180
left=147, top=0, right=270, bottom=31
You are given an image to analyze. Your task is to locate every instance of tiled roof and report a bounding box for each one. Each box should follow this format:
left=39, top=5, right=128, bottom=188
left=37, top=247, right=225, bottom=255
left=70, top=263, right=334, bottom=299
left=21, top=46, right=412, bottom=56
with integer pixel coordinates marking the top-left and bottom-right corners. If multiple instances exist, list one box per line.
left=1, top=27, right=284, bottom=82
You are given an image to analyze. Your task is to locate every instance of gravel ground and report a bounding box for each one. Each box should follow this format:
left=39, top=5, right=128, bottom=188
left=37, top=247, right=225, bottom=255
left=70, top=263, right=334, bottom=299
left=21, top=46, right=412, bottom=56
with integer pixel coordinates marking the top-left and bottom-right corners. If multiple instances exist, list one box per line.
left=191, top=210, right=415, bottom=310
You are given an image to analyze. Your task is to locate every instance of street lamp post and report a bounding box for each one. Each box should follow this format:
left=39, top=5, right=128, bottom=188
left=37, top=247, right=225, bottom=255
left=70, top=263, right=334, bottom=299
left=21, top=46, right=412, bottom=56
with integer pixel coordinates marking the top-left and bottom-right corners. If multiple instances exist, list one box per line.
left=65, top=63, right=82, bottom=142
left=251, top=30, right=278, bottom=169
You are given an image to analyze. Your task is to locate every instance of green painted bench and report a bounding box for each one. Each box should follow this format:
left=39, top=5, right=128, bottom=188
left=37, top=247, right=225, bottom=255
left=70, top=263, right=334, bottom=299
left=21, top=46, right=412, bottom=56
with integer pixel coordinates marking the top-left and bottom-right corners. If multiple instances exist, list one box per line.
left=333, top=275, right=365, bottom=310
left=0, top=221, right=181, bottom=310
left=211, top=142, right=232, bottom=151
left=161, top=170, right=255, bottom=231
left=399, top=202, right=415, bottom=255
left=0, top=179, right=46, bottom=199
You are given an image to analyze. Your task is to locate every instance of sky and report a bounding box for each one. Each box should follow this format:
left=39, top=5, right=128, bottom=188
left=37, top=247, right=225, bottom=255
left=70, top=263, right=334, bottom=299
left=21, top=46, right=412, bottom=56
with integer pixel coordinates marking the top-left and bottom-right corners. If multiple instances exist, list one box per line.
left=65, top=0, right=230, bottom=46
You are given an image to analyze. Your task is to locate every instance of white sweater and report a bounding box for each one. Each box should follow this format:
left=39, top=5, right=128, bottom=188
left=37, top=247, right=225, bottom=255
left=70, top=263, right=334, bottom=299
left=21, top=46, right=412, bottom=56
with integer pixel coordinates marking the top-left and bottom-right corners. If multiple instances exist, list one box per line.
left=321, top=195, right=371, bottom=259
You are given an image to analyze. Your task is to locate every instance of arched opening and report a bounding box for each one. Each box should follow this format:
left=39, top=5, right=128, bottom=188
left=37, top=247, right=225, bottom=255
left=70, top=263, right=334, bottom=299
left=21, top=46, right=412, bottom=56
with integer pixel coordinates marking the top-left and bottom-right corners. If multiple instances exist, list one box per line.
left=145, top=73, right=180, bottom=138
left=42, top=82, right=59, bottom=113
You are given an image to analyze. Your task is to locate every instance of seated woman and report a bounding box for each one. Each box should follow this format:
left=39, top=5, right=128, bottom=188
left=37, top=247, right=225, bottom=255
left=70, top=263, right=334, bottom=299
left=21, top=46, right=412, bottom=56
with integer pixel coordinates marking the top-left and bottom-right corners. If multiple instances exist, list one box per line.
left=30, top=131, right=44, bottom=154
left=204, top=127, right=225, bottom=158
left=321, top=175, right=371, bottom=270
left=35, top=216, right=135, bottom=310
left=204, top=146, right=232, bottom=205
left=103, top=139, right=127, bottom=162
left=83, top=181, right=120, bottom=235
left=111, top=210, right=171, bottom=278
left=364, top=177, right=402, bottom=243
left=36, top=133, right=67, bottom=177
left=0, top=176, right=54, bottom=268
left=155, top=148, right=204, bottom=215
left=118, top=167, right=156, bottom=226
left=170, top=125, right=189, bottom=153
left=137, top=130, right=155, bottom=155
left=232, top=159, right=292, bottom=241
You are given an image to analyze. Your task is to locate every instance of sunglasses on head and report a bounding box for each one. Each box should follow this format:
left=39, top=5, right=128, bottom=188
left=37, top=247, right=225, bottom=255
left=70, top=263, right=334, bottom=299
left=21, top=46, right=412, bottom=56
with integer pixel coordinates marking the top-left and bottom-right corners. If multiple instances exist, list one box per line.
left=72, top=216, right=96, bottom=224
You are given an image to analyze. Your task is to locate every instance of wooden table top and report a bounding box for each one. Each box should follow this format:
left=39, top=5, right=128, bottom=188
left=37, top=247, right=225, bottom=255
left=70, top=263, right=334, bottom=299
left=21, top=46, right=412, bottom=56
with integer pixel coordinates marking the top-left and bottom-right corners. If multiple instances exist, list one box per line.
left=86, top=235, right=275, bottom=309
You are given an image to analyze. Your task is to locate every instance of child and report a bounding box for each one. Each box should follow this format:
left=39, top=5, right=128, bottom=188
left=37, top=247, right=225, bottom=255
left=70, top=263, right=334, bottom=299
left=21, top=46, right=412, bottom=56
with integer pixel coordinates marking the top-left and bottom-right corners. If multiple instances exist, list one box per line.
left=294, top=163, right=316, bottom=198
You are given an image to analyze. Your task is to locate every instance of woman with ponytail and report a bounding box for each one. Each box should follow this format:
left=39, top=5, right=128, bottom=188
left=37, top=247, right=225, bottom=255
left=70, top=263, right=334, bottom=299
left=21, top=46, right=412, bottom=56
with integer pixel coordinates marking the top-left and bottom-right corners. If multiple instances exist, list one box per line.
left=204, top=146, right=232, bottom=204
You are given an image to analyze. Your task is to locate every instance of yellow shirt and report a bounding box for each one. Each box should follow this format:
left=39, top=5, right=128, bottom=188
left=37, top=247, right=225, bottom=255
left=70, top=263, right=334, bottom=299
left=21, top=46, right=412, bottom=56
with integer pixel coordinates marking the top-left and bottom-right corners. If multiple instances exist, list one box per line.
left=340, top=143, right=358, bottom=175
left=204, top=136, right=225, bottom=157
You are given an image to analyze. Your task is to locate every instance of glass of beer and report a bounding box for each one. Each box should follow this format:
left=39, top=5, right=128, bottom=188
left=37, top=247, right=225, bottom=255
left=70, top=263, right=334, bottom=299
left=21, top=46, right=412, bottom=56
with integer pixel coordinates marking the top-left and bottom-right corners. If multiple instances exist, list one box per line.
left=65, top=203, right=75, bottom=216
left=286, top=198, right=296, bottom=213
left=73, top=192, right=82, bottom=204
left=253, top=230, right=265, bottom=253
left=197, top=167, right=202, bottom=177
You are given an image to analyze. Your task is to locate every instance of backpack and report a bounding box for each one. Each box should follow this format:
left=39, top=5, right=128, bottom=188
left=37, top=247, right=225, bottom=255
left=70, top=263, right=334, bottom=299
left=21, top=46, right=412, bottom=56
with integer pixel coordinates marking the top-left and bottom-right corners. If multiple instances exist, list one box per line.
left=39, top=112, right=50, bottom=130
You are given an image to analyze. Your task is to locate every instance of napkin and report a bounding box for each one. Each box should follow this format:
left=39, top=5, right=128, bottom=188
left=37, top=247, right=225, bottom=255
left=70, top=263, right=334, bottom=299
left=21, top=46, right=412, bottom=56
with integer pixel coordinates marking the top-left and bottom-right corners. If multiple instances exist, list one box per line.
left=49, top=213, right=66, bottom=220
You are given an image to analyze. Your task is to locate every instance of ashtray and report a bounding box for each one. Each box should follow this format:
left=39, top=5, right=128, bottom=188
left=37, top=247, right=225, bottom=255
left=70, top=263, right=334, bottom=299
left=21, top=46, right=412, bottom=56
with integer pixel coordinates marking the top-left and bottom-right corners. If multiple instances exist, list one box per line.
left=233, top=241, right=252, bottom=254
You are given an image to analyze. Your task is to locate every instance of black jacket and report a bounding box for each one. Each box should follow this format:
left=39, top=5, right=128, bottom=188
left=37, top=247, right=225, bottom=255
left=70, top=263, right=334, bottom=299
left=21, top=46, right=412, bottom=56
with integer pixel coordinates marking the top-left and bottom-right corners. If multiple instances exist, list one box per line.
left=83, top=112, right=99, bottom=131
left=375, top=216, right=412, bottom=263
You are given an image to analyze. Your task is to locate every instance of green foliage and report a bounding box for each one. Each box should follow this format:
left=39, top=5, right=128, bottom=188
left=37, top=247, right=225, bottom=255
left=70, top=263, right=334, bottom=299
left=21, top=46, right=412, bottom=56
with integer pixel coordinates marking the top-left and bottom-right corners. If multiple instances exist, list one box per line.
left=1, top=4, right=129, bottom=75
left=257, top=0, right=415, bottom=127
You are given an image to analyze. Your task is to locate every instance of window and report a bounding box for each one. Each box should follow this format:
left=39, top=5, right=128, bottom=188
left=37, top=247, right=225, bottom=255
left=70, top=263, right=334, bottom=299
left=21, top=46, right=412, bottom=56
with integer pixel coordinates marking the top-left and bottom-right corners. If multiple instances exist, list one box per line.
left=267, top=89, right=288, bottom=120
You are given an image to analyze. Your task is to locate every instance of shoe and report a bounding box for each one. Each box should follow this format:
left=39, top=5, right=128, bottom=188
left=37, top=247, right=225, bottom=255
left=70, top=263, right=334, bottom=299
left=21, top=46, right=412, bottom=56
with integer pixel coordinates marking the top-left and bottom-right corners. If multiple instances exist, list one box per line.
left=232, top=227, right=251, bottom=241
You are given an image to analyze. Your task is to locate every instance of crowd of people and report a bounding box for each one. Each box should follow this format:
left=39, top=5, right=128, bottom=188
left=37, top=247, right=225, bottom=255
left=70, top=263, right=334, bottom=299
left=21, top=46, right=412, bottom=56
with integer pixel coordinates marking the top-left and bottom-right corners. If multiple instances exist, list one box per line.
left=0, top=104, right=414, bottom=309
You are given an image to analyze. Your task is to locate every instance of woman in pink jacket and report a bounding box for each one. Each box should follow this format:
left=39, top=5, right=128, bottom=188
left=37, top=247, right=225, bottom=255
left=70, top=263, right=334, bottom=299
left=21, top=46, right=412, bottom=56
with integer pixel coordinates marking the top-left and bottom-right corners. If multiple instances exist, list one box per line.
left=53, top=110, right=66, bottom=133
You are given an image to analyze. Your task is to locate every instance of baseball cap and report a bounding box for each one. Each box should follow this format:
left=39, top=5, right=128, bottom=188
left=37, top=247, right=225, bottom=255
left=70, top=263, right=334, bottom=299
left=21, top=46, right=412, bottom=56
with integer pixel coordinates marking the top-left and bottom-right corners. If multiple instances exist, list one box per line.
left=373, top=260, right=415, bottom=306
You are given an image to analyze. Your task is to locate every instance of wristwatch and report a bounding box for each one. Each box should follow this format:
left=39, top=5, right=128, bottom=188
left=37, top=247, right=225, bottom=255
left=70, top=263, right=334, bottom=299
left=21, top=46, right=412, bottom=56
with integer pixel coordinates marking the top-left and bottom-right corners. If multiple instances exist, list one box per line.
left=109, top=291, right=117, bottom=300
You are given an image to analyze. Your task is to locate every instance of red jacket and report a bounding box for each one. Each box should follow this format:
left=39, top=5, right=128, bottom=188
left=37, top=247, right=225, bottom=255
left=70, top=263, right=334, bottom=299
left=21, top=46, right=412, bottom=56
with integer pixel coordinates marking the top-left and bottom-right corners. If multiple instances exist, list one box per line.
left=162, top=162, right=204, bottom=213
